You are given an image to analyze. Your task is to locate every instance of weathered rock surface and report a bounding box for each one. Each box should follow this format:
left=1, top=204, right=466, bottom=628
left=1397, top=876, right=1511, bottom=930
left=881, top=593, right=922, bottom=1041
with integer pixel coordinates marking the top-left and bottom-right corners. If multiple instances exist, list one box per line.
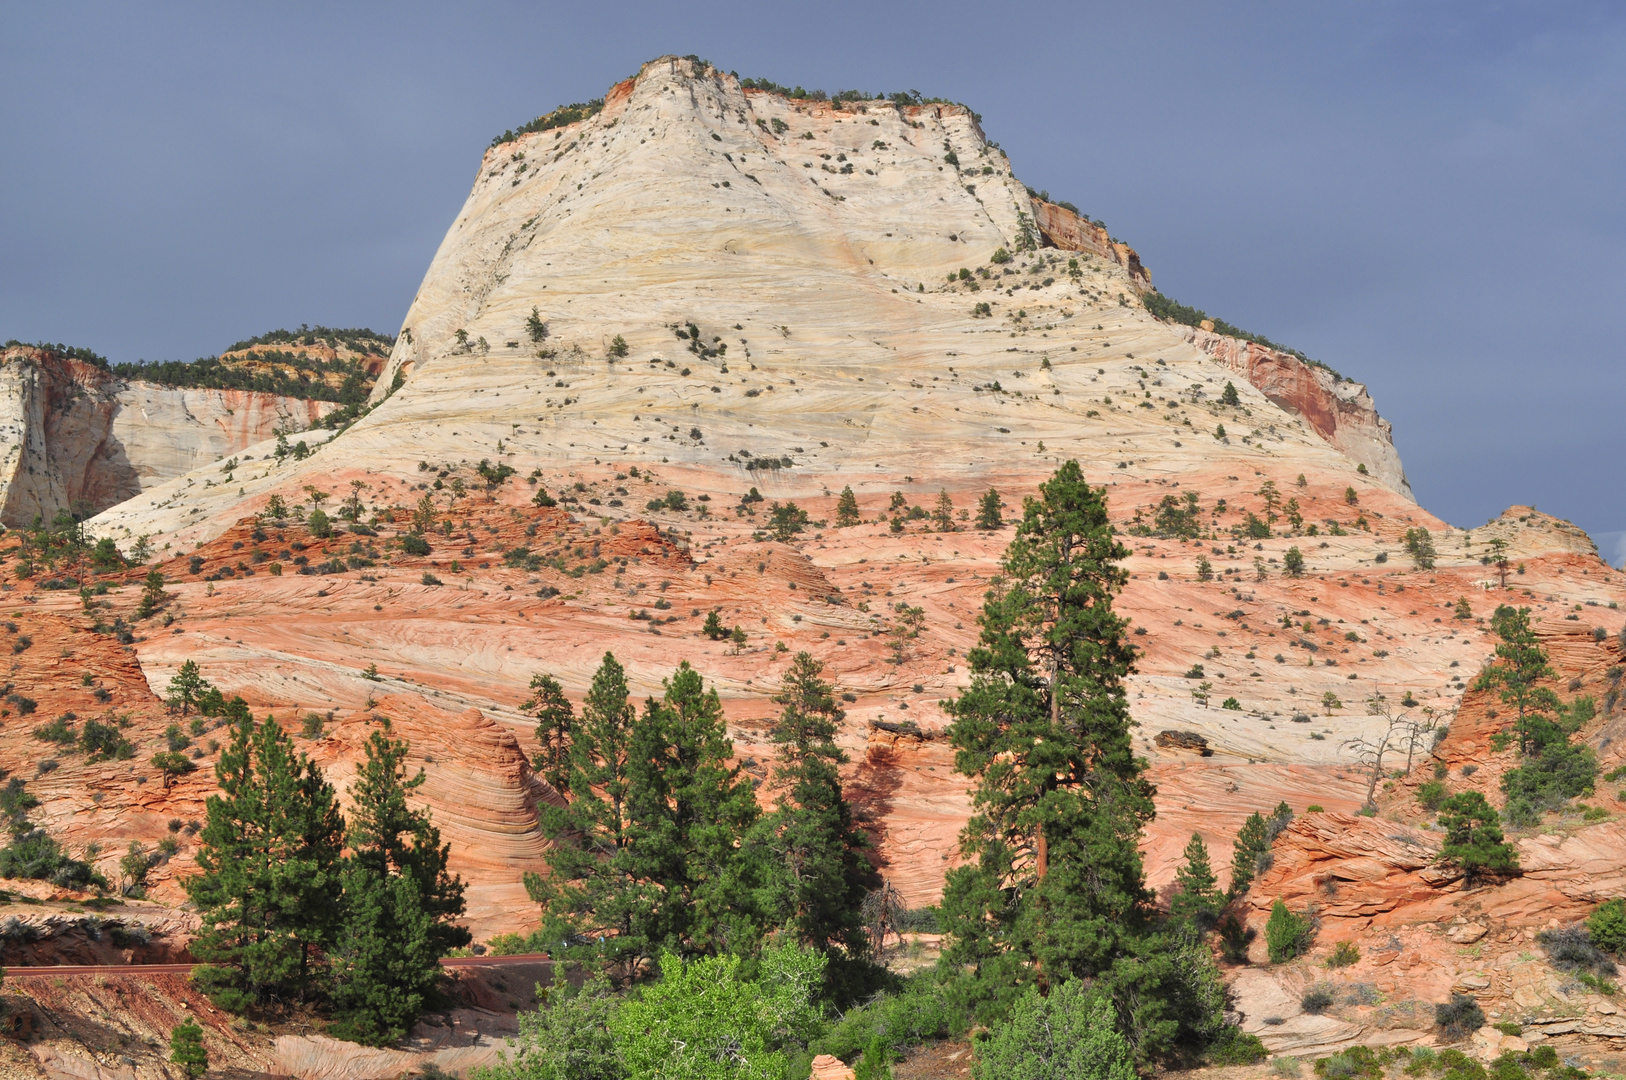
left=0, top=345, right=334, bottom=526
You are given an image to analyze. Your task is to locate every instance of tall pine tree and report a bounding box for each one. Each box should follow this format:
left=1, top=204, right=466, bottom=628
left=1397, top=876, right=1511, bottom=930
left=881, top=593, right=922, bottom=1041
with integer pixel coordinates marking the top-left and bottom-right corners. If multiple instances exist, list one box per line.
left=758, top=652, right=877, bottom=977
left=525, top=672, right=575, bottom=794
left=329, top=720, right=468, bottom=1045
left=623, top=662, right=762, bottom=956
left=939, top=462, right=1229, bottom=1061
left=186, top=711, right=345, bottom=1010
left=1169, top=833, right=1221, bottom=925
left=535, top=652, right=645, bottom=974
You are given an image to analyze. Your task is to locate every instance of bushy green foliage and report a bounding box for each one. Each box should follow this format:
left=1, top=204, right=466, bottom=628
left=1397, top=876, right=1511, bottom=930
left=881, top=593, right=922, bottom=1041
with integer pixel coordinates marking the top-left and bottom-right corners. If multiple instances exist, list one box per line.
left=1315, top=1046, right=1384, bottom=1079
left=1437, top=792, right=1518, bottom=880
left=1265, top=899, right=1314, bottom=963
left=1502, top=741, right=1598, bottom=825
left=1417, top=780, right=1449, bottom=811
left=972, top=980, right=1136, bottom=1080
left=1152, top=492, right=1202, bottom=538
left=814, top=975, right=961, bottom=1061
left=471, top=968, right=624, bottom=1080
left=1402, top=527, right=1437, bottom=570
left=1205, top=1026, right=1267, bottom=1066
left=1588, top=898, right=1626, bottom=954
left=609, top=945, right=825, bottom=1080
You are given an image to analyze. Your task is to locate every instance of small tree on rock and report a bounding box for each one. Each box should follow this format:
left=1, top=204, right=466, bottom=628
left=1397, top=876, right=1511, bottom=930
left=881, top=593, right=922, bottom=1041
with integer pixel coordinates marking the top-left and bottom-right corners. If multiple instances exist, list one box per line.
left=169, top=1020, right=208, bottom=1079
left=835, top=486, right=860, bottom=527
left=1437, top=792, right=1518, bottom=883
left=976, top=488, right=1002, bottom=529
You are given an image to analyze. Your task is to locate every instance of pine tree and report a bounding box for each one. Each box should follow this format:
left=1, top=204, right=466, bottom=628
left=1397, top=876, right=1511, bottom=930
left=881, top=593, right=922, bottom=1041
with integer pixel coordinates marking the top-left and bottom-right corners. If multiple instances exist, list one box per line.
left=759, top=653, right=876, bottom=974
left=702, top=610, right=726, bottom=640
left=1220, top=381, right=1240, bottom=406
left=1228, top=813, right=1267, bottom=899
left=536, top=653, right=642, bottom=971
left=1169, top=833, right=1221, bottom=924
left=942, top=460, right=1155, bottom=991
left=835, top=486, right=861, bottom=527
left=976, top=488, right=1003, bottom=529
left=186, top=712, right=345, bottom=1011
left=621, top=662, right=762, bottom=956
left=328, top=721, right=467, bottom=1045
left=167, top=660, right=209, bottom=715
left=1478, top=605, right=1562, bottom=753
left=525, top=673, right=575, bottom=794
left=169, top=1020, right=208, bottom=1078
left=933, top=490, right=956, bottom=532
left=136, top=568, right=167, bottom=618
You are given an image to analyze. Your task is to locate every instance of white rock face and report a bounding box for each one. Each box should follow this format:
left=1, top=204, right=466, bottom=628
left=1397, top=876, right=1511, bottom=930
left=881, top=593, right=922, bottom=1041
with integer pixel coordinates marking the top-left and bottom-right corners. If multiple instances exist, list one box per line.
left=0, top=347, right=334, bottom=527
left=91, top=55, right=1412, bottom=548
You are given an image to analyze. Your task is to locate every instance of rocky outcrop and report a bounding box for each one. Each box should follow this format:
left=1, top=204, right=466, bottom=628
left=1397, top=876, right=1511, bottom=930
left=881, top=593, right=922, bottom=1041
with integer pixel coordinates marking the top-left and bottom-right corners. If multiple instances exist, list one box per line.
left=0, top=346, right=334, bottom=526
left=1175, top=326, right=1412, bottom=497
left=1030, top=198, right=1152, bottom=291
left=316, top=695, right=553, bottom=939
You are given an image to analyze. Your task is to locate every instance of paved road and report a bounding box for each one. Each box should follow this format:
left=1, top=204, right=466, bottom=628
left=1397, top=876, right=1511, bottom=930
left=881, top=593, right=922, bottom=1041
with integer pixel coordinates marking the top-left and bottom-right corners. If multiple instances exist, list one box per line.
left=2, top=954, right=551, bottom=979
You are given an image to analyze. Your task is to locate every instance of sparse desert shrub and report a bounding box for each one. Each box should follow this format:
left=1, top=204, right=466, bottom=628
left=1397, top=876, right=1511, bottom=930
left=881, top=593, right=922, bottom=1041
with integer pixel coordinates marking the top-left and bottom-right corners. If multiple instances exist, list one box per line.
left=1326, top=941, right=1360, bottom=968
left=1301, top=986, right=1335, bottom=1014
left=1537, top=925, right=1617, bottom=975
left=1434, top=994, right=1485, bottom=1041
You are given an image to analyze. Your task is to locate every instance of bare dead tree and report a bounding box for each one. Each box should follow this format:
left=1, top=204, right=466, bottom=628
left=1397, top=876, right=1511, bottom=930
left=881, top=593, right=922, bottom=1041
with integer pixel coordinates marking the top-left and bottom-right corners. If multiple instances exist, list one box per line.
left=860, top=878, right=907, bottom=955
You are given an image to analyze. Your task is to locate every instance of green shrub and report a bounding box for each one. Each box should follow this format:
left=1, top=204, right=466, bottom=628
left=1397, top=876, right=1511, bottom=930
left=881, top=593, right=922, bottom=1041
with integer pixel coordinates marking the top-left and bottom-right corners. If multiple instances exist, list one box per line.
left=973, top=980, right=1136, bottom=1080
left=400, top=534, right=430, bottom=556
left=1315, top=1046, right=1383, bottom=1080
left=1265, top=899, right=1314, bottom=963
left=1326, top=941, right=1360, bottom=968
left=1501, top=742, right=1598, bottom=825
left=1417, top=780, right=1448, bottom=811
left=1301, top=987, right=1334, bottom=1014
left=815, top=977, right=959, bottom=1061
left=1588, top=898, right=1626, bottom=954
left=611, top=946, right=823, bottom=1080
left=1205, top=1026, right=1267, bottom=1066
left=1435, top=994, right=1486, bottom=1041
left=468, top=967, right=621, bottom=1080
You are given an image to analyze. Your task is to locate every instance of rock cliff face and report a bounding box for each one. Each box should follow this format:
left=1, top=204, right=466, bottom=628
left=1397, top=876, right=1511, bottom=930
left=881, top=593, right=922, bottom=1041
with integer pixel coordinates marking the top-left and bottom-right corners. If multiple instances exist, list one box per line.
left=0, top=346, right=334, bottom=526
left=1176, top=325, right=1412, bottom=497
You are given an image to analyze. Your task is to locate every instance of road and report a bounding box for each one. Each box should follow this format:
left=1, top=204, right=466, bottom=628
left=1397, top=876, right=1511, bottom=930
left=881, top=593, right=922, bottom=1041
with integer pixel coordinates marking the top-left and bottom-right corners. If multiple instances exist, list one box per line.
left=2, top=954, right=551, bottom=979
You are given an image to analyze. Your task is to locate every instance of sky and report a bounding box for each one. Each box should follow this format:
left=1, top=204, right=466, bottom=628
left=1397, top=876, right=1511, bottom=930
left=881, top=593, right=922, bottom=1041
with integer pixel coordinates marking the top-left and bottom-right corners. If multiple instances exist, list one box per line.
left=2, top=2, right=1621, bottom=561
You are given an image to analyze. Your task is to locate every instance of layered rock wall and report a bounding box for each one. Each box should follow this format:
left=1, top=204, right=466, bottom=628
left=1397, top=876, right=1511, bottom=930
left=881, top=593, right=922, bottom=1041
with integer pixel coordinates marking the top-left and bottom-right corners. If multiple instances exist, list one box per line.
left=1176, top=325, right=1413, bottom=497
left=0, top=347, right=334, bottom=526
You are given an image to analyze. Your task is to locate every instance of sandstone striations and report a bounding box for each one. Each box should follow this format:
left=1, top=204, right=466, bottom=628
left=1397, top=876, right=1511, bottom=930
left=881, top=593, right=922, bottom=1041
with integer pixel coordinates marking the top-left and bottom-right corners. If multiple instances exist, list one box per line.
left=0, top=53, right=1615, bottom=1074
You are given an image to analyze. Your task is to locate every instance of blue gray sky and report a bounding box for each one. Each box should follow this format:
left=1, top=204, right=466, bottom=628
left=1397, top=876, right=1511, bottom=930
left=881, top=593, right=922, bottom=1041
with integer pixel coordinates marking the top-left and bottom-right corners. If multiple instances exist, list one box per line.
left=2, top=3, right=1621, bottom=560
